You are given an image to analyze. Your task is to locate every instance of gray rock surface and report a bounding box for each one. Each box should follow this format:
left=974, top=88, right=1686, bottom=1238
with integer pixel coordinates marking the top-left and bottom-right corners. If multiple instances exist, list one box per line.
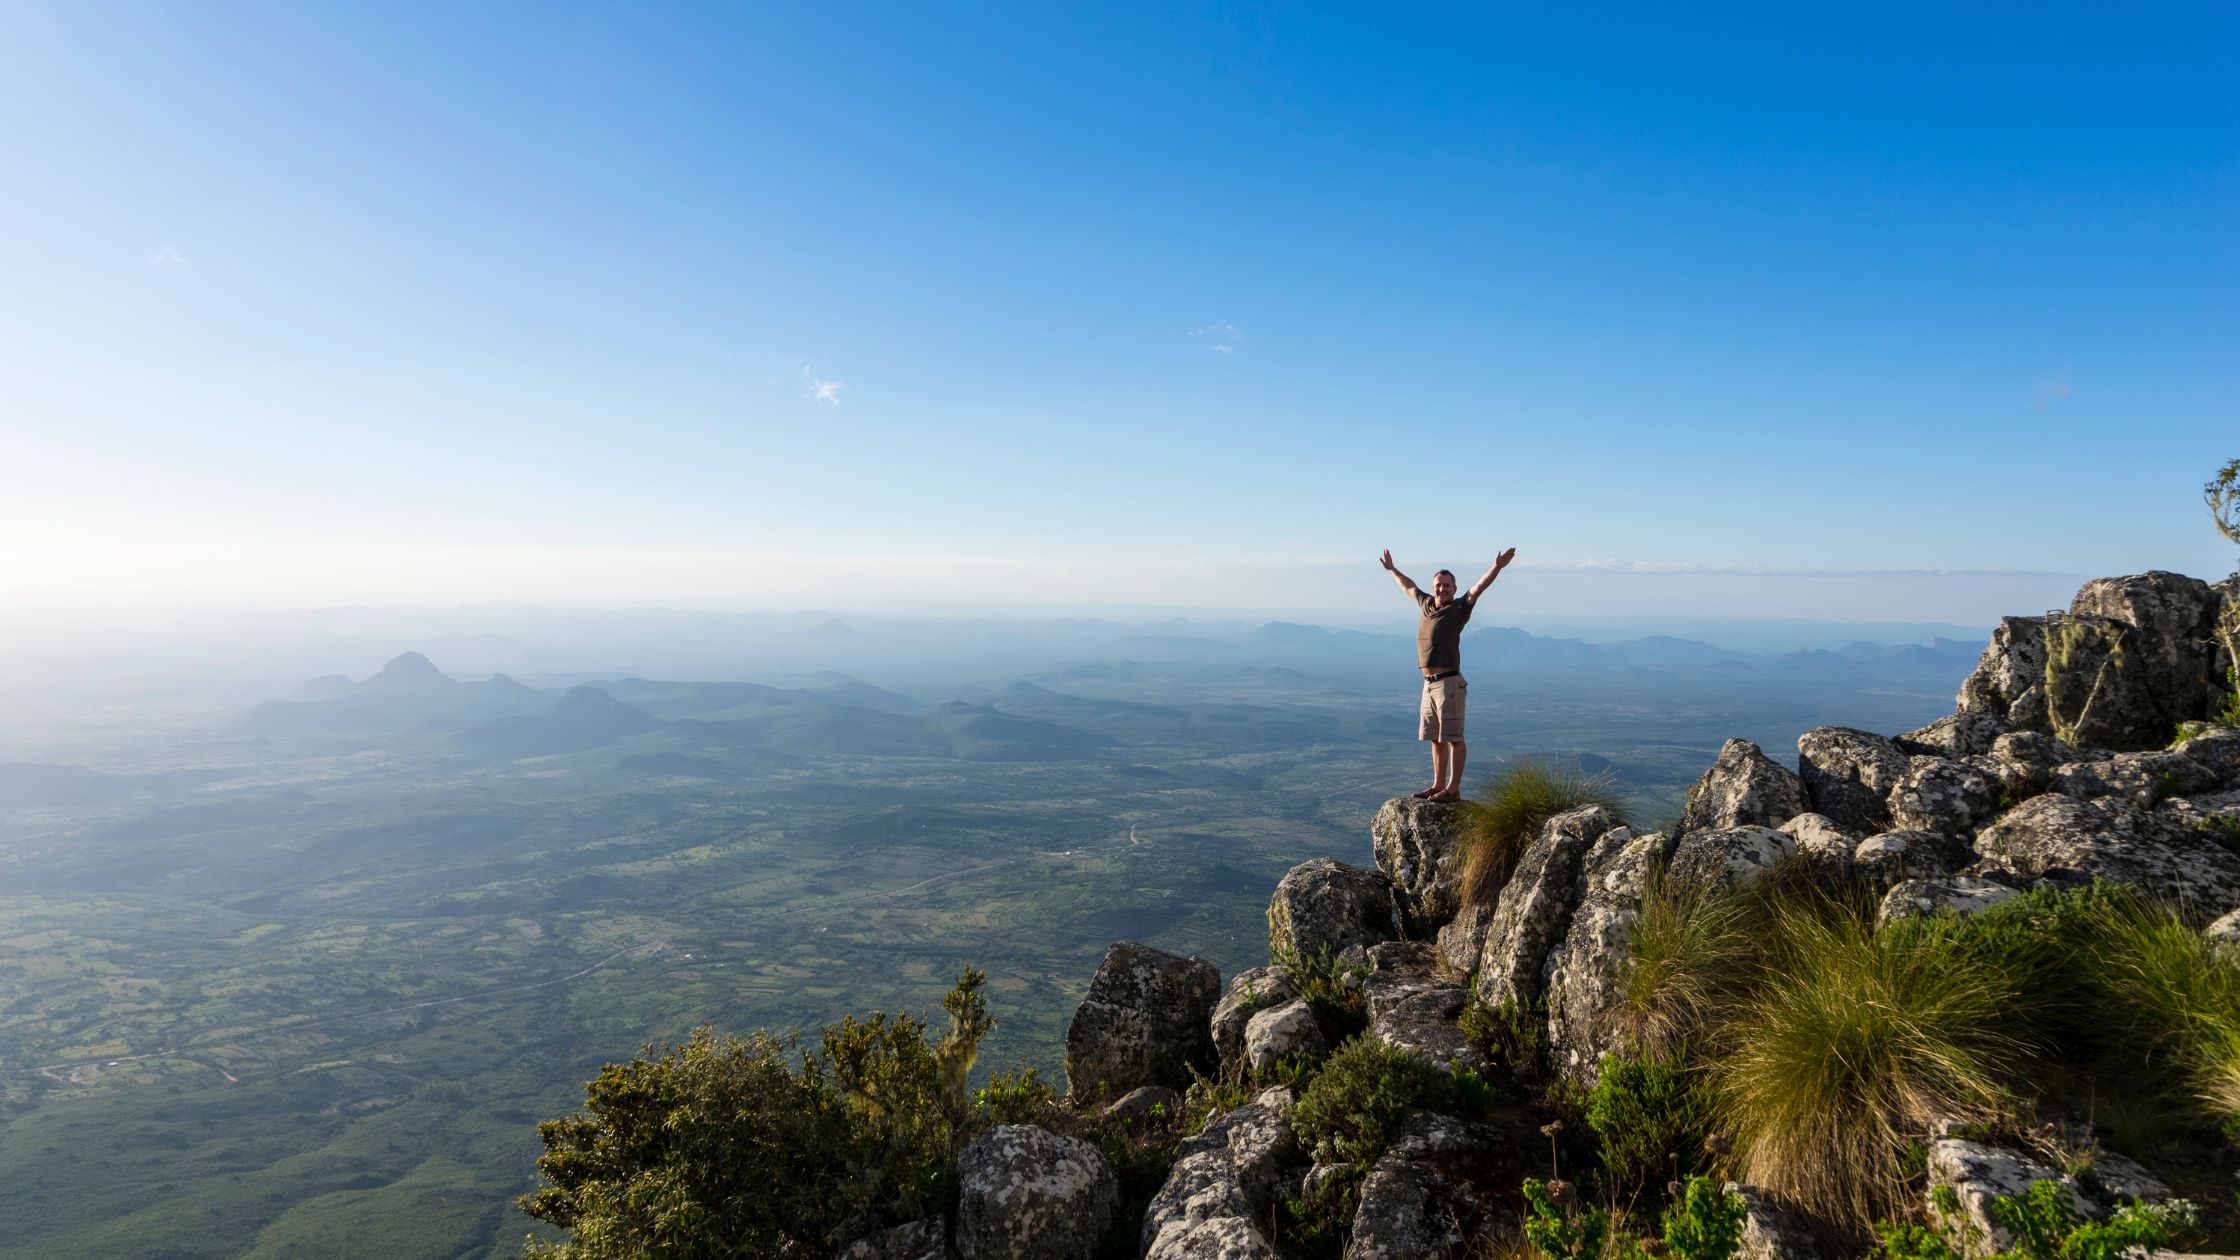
left=1210, top=966, right=1296, bottom=1078
left=1877, top=876, right=2021, bottom=927
left=2207, top=907, right=2240, bottom=951
left=1926, top=1137, right=2080, bottom=1256
left=1472, top=805, right=1621, bottom=1014
left=956, top=1124, right=1117, bottom=1260
left=1957, top=616, right=2053, bottom=736
left=1105, top=1086, right=1181, bottom=1127
left=1546, top=827, right=1676, bottom=1083
left=1140, top=1087, right=1297, bottom=1260
left=1435, top=900, right=1494, bottom=977
left=1889, top=756, right=2001, bottom=837
left=1363, top=940, right=1490, bottom=1074
left=1898, top=713, right=2008, bottom=758
left=2065, top=572, right=2222, bottom=746
left=1371, top=797, right=1473, bottom=934
left=1798, top=726, right=1912, bottom=833
left=1973, top=793, right=2240, bottom=913
left=2177, top=725, right=2240, bottom=785
left=1667, top=824, right=1795, bottom=894
left=1243, top=998, right=1327, bottom=1075
left=1780, top=812, right=1861, bottom=864
left=1981, top=731, right=2078, bottom=800
left=1064, top=941, right=1220, bottom=1101
left=1853, top=829, right=1967, bottom=887
left=1268, top=858, right=1397, bottom=964
left=1343, top=1113, right=1505, bottom=1260
left=882, top=1218, right=949, bottom=1260
left=1727, top=1183, right=1823, bottom=1260
left=2053, top=749, right=2219, bottom=807
left=1680, top=739, right=1810, bottom=836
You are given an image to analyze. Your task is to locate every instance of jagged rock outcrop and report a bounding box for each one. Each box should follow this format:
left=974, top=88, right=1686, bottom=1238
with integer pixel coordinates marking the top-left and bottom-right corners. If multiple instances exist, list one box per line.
left=1546, top=826, right=1675, bottom=1083
left=1666, top=824, right=1795, bottom=894
left=1344, top=1113, right=1504, bottom=1260
left=1898, top=712, right=2007, bottom=759
left=1243, top=998, right=1327, bottom=1074
left=1371, top=798, right=1471, bottom=933
left=1727, top=1183, right=1824, bottom=1260
left=1140, top=1087, right=1298, bottom=1260
left=1887, top=756, right=2000, bottom=837
left=956, top=1125, right=1116, bottom=1260
left=1363, top=940, right=1490, bottom=1073
left=1268, top=858, right=1396, bottom=963
left=1063, top=941, right=1220, bottom=1101
left=1679, top=739, right=1810, bottom=836
left=2065, top=572, right=2223, bottom=747
left=1972, top=793, right=2240, bottom=915
left=1877, top=876, right=2022, bottom=926
left=1434, top=900, right=1494, bottom=978
left=1472, top=805, right=1622, bottom=1014
left=1797, top=726, right=1912, bottom=833
left=1210, top=965, right=1296, bottom=1078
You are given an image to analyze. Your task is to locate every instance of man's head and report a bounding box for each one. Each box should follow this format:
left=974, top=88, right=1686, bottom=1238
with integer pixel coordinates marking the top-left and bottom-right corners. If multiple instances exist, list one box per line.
left=1431, top=569, right=1457, bottom=606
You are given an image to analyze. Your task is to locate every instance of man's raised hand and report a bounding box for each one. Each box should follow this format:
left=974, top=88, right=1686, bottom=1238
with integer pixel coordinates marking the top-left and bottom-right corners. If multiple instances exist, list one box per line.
left=1379, top=549, right=1396, bottom=572
left=1496, top=547, right=1516, bottom=569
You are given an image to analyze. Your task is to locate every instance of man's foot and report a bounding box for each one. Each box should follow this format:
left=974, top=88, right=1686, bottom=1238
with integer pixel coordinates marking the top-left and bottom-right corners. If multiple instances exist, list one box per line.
left=1410, top=786, right=1441, bottom=799
left=1428, top=787, right=1463, bottom=803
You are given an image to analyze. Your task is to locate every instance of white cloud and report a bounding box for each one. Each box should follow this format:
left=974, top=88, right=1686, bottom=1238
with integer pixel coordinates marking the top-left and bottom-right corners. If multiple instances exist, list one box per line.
left=1190, top=321, right=1241, bottom=354
left=802, top=364, right=845, bottom=407
left=2033, top=375, right=2071, bottom=407
left=148, top=246, right=188, bottom=266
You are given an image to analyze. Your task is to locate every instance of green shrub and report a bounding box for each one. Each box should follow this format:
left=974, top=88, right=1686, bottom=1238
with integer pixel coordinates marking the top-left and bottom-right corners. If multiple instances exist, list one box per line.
left=2067, top=892, right=2240, bottom=1132
left=972, top=1064, right=1058, bottom=1126
left=1519, top=1177, right=1606, bottom=1260
left=1287, top=1034, right=1452, bottom=1176
left=1615, top=865, right=1768, bottom=1060
left=1585, top=1048, right=1712, bottom=1195
left=1657, top=1175, right=1747, bottom=1260
left=1269, top=941, right=1371, bottom=1040
left=1460, top=986, right=1549, bottom=1074
left=522, top=969, right=995, bottom=1258
left=1460, top=759, right=1628, bottom=910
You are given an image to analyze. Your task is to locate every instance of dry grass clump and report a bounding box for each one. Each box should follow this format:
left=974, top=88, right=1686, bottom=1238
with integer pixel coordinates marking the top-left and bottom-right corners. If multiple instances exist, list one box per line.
left=2077, top=893, right=2240, bottom=1129
left=1460, top=759, right=1628, bottom=910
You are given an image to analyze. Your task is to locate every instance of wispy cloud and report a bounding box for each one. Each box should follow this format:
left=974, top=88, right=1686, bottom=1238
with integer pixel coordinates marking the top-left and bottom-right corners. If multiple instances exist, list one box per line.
left=1525, top=558, right=2082, bottom=580
left=148, top=246, right=188, bottom=267
left=802, top=364, right=845, bottom=407
left=1190, top=321, right=1241, bottom=354
left=2032, top=374, right=2071, bottom=407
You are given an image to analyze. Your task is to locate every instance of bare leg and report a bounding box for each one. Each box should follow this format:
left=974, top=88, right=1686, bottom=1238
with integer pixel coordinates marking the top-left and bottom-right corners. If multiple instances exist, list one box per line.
left=1434, top=740, right=1468, bottom=801
left=1415, top=740, right=1450, bottom=797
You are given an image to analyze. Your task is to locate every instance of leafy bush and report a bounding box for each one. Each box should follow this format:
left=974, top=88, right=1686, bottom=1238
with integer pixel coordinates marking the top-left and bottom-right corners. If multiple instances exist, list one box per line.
left=1288, top=1034, right=1453, bottom=1175
left=1869, top=1178, right=2195, bottom=1260
left=1268, top=941, right=1371, bottom=1040
left=1460, top=759, right=1628, bottom=910
left=521, top=969, right=995, bottom=1258
left=1585, top=1048, right=1712, bottom=1195
left=1519, top=1177, right=1606, bottom=1260
left=1656, top=1175, right=1748, bottom=1260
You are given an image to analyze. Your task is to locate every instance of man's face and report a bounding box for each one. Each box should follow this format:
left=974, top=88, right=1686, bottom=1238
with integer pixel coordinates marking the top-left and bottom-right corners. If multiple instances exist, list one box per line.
left=1432, top=573, right=1456, bottom=606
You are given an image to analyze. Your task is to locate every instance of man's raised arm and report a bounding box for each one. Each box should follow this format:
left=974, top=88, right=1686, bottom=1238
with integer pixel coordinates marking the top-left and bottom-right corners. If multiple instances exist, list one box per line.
left=1379, top=549, right=1422, bottom=601
left=1466, top=547, right=1518, bottom=601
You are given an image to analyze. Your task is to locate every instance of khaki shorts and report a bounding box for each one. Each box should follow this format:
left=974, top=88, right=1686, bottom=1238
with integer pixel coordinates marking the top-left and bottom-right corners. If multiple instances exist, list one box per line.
left=1419, top=675, right=1466, bottom=742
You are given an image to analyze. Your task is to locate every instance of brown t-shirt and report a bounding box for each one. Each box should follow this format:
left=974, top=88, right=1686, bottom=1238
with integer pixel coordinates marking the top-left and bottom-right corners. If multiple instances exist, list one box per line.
left=1415, top=591, right=1474, bottom=671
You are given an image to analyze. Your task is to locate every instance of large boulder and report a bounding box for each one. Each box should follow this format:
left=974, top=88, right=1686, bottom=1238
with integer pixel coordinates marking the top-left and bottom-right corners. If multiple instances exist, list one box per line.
left=1210, top=965, right=1297, bottom=1078
left=1243, top=999, right=1327, bottom=1075
left=1956, top=616, right=2052, bottom=735
left=1064, top=941, right=1220, bottom=1101
left=1140, top=1086, right=1298, bottom=1260
left=1546, top=827, right=1676, bottom=1084
left=1979, top=731, right=2079, bottom=800
left=1371, top=797, right=1472, bottom=934
left=1472, top=805, right=1621, bottom=1015
left=1797, top=727, right=1912, bottom=833
left=1680, top=740, right=1810, bottom=836
left=1666, top=825, right=1795, bottom=895
left=1887, top=756, right=2000, bottom=838
left=1435, top=900, right=1495, bottom=978
left=2066, top=572, right=2223, bottom=743
left=1877, top=876, right=2022, bottom=928
left=1363, top=940, right=1490, bottom=1074
left=1780, top=812, right=1861, bottom=865
left=1344, top=1113, right=1506, bottom=1260
left=1852, top=829, right=1968, bottom=887
left=1268, top=858, right=1396, bottom=964
left=956, top=1124, right=1117, bottom=1260
left=1925, top=1137, right=2080, bottom=1257
left=1972, top=793, right=2240, bottom=915
left=1897, top=713, right=2007, bottom=759
left=2051, top=748, right=2220, bottom=806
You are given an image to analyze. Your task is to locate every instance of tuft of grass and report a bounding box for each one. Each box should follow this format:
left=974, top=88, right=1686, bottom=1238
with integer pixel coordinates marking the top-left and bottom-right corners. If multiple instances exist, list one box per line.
left=1708, top=897, right=2049, bottom=1229
left=2072, top=892, right=2240, bottom=1134
left=1460, top=759, right=1629, bottom=910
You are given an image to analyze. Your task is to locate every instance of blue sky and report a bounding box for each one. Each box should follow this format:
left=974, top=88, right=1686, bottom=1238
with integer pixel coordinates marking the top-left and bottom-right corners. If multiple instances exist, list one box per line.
left=1, top=3, right=2233, bottom=620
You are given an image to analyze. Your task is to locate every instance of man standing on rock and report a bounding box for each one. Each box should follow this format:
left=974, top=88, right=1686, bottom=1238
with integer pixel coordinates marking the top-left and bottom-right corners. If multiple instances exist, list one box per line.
left=1379, top=547, right=1515, bottom=801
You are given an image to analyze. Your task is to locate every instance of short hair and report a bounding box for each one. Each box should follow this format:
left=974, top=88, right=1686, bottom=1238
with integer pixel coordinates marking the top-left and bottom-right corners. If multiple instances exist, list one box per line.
left=1433, top=569, right=1455, bottom=583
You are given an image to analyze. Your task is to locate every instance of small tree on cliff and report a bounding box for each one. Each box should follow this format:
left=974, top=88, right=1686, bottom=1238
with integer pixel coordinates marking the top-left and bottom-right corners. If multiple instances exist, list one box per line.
left=2209, top=458, right=2240, bottom=550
